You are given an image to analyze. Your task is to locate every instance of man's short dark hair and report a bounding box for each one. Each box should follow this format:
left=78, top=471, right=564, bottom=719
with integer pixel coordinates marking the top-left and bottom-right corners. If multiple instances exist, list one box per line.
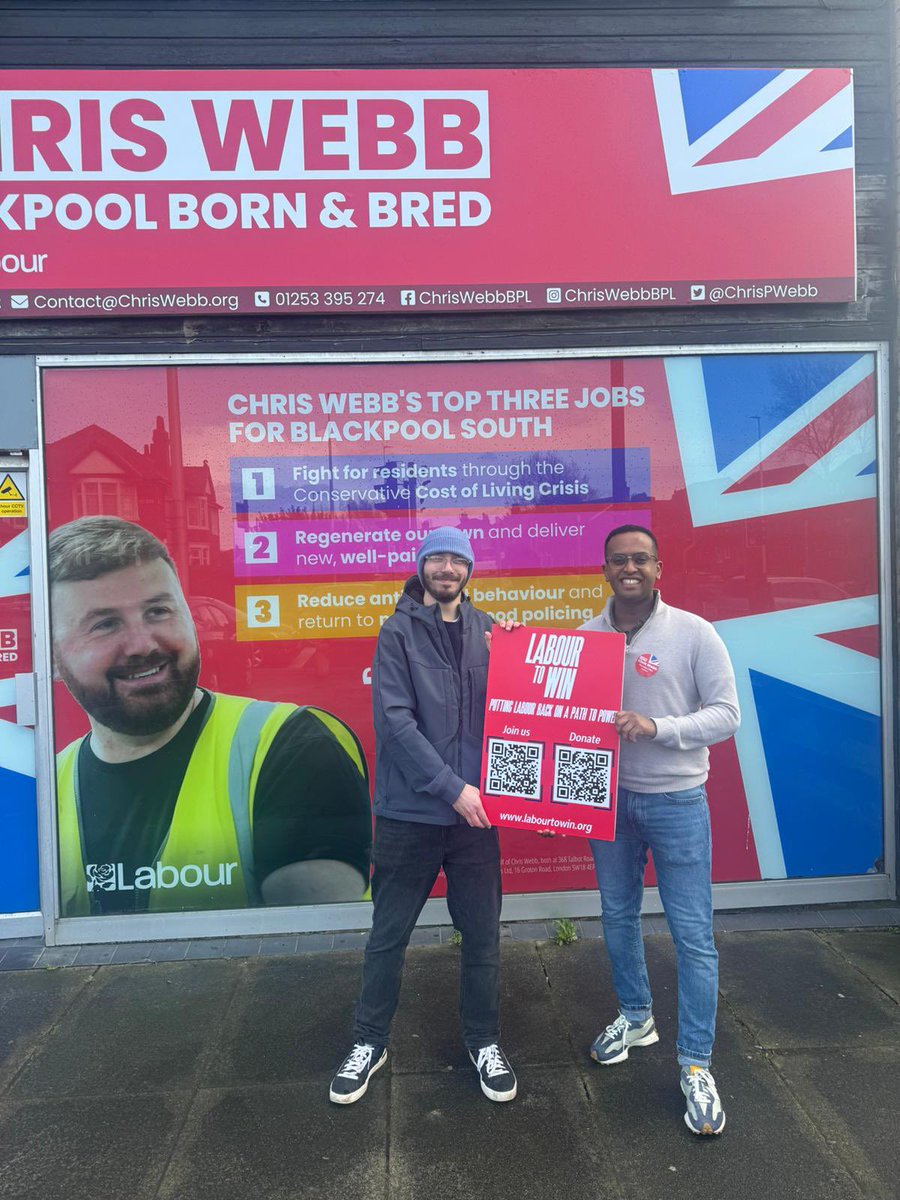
left=604, top=524, right=659, bottom=560
left=49, top=517, right=176, bottom=584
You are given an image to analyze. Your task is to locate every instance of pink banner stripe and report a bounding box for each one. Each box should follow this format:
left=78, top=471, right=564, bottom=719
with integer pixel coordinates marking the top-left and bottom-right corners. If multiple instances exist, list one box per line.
left=234, top=509, right=651, bottom=579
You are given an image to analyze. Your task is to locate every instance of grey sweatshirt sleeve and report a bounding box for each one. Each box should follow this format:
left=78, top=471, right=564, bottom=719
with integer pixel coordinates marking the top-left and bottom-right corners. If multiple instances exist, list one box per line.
left=371, top=623, right=466, bottom=806
left=651, top=622, right=740, bottom=751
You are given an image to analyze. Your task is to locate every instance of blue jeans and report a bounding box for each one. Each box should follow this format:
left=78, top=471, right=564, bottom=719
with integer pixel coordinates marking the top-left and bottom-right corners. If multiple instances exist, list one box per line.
left=354, top=816, right=502, bottom=1051
left=590, top=786, right=717, bottom=1068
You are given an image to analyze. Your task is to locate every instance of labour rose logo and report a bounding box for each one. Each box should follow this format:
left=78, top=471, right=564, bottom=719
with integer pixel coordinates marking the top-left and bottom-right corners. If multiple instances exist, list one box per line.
left=635, top=653, right=659, bottom=677
left=85, top=864, right=116, bottom=891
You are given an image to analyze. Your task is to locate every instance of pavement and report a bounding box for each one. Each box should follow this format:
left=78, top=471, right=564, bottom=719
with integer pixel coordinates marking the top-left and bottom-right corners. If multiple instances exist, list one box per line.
left=0, top=919, right=897, bottom=1200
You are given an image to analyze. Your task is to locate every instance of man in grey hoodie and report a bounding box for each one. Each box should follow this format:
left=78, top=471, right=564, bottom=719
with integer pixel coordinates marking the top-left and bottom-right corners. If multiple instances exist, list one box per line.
left=329, top=526, right=517, bottom=1106
left=581, top=524, right=739, bottom=1136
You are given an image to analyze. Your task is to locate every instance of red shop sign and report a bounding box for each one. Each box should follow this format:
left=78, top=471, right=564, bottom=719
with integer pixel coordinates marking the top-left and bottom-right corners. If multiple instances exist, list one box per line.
left=0, top=67, right=855, bottom=317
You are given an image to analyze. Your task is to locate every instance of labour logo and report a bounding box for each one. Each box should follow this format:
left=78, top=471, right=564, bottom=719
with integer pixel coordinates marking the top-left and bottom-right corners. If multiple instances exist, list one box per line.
left=636, top=653, right=659, bottom=677
left=85, top=864, right=116, bottom=891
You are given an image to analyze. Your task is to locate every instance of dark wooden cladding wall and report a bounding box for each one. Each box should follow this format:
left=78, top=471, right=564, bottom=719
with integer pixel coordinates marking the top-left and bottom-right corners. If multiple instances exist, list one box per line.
left=0, top=0, right=894, bottom=355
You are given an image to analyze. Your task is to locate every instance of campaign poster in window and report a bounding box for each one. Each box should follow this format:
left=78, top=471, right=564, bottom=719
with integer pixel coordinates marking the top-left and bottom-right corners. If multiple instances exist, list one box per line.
left=41, top=350, right=883, bottom=917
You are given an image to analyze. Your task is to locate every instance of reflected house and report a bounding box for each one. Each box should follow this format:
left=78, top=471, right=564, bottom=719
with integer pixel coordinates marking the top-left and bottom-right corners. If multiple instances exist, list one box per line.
left=44, top=417, right=222, bottom=592
left=44, top=420, right=254, bottom=690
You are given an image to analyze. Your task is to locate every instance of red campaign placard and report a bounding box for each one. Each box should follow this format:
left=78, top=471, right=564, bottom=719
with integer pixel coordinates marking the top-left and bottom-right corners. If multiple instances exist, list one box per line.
left=0, top=67, right=855, bottom=317
left=481, top=626, right=626, bottom=840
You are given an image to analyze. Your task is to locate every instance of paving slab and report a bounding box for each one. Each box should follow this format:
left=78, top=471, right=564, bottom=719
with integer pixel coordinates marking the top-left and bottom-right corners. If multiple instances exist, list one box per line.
left=0, top=967, right=92, bottom=1091
left=854, top=904, right=900, bottom=927
left=641, top=915, right=670, bottom=935
left=392, top=941, right=570, bottom=1074
left=538, top=934, right=680, bottom=1060
left=184, top=939, right=231, bottom=959
left=332, top=931, right=369, bottom=951
left=581, top=1004, right=861, bottom=1200
left=295, top=932, right=335, bottom=953
left=0, top=947, right=42, bottom=971
left=0, top=927, right=894, bottom=1200
left=407, top=926, right=442, bottom=946
left=144, top=940, right=191, bottom=963
left=9, top=958, right=239, bottom=1099
left=500, top=940, right=574, bottom=1065
left=110, top=942, right=153, bottom=964
left=388, top=1065, right=620, bottom=1200
left=36, top=946, right=81, bottom=967
left=772, top=1044, right=900, bottom=1200
left=507, top=920, right=550, bottom=940
left=717, top=908, right=828, bottom=932
left=717, top=931, right=900, bottom=1050
left=156, top=1081, right=387, bottom=1200
left=389, top=943, right=474, bottom=1073
left=73, top=944, right=117, bottom=966
left=812, top=907, right=865, bottom=928
left=203, top=951, right=362, bottom=1087
left=0, top=1091, right=189, bottom=1200
left=258, top=935, right=299, bottom=957
left=818, top=930, right=900, bottom=1003
left=534, top=937, right=619, bottom=1058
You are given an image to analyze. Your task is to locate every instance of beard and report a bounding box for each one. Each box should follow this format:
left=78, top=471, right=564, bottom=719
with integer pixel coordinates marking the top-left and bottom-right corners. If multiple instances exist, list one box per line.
left=57, top=649, right=201, bottom=737
left=422, top=573, right=466, bottom=604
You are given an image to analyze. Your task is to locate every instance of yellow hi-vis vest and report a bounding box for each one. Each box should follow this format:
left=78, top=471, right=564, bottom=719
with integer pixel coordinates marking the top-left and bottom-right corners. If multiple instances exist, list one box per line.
left=56, top=693, right=367, bottom=916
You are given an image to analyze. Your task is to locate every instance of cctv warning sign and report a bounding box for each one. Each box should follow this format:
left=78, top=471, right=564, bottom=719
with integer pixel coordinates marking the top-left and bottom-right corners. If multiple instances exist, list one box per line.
left=0, top=474, right=25, bottom=518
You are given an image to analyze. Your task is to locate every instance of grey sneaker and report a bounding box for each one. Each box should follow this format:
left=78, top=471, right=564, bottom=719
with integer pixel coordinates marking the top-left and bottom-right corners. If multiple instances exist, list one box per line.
left=469, top=1043, right=517, bottom=1102
left=680, top=1066, right=726, bottom=1135
left=590, top=1012, right=659, bottom=1065
left=329, top=1042, right=387, bottom=1104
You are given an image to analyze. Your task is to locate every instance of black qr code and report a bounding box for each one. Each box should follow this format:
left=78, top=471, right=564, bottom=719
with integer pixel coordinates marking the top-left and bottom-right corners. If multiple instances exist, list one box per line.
left=553, top=746, right=613, bottom=808
left=485, top=738, right=543, bottom=800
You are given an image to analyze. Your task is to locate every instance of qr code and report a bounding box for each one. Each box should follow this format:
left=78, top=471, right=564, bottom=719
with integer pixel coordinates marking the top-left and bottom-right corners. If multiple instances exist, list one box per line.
left=484, top=738, right=543, bottom=800
left=553, top=746, right=613, bottom=808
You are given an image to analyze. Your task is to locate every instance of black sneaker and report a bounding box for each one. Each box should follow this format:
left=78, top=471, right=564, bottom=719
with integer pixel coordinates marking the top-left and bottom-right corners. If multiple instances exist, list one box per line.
left=328, top=1042, right=387, bottom=1105
left=469, top=1043, right=517, bottom=1102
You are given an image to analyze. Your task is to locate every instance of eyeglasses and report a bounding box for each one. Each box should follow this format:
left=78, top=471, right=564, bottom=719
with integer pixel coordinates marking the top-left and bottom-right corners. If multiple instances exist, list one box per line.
left=424, top=554, right=470, bottom=568
left=606, top=553, right=658, bottom=567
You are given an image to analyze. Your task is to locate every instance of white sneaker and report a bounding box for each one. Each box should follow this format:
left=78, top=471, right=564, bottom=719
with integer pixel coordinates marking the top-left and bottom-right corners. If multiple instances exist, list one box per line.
left=680, top=1066, right=726, bottom=1135
left=590, top=1012, right=659, bottom=1065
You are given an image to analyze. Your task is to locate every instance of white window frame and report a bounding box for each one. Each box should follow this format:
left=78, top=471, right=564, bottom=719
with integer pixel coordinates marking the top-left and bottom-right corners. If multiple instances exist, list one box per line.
left=27, top=344, right=895, bottom=945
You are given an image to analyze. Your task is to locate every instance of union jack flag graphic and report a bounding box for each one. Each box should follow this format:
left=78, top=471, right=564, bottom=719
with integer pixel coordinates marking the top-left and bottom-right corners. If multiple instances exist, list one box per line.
left=0, top=506, right=39, bottom=915
left=666, top=352, right=874, bottom=528
left=660, top=352, right=881, bottom=882
left=653, top=67, right=854, bottom=195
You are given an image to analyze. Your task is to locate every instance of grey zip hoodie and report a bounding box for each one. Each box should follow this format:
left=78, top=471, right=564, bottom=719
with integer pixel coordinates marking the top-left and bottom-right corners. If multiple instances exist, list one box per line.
left=371, top=576, right=493, bottom=825
left=580, top=595, right=740, bottom=793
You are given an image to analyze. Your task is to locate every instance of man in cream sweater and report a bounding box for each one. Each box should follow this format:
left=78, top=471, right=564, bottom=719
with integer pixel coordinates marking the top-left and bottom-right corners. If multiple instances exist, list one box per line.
left=581, top=524, right=739, bottom=1136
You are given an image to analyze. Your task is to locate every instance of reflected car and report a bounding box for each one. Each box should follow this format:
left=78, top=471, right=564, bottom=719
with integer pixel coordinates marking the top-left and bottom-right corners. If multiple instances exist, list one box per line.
left=188, top=595, right=328, bottom=685
left=188, top=595, right=258, bottom=693
left=768, top=577, right=851, bottom=608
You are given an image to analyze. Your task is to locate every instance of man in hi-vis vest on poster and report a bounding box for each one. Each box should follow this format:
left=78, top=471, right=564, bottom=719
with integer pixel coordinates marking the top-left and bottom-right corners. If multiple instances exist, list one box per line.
left=50, top=516, right=371, bottom=917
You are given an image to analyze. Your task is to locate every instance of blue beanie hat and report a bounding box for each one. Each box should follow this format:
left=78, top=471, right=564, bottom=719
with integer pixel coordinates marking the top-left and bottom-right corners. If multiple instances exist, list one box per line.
left=416, top=526, right=475, bottom=586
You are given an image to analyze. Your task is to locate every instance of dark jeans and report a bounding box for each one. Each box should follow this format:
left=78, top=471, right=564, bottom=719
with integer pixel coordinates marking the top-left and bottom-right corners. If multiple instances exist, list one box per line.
left=353, top=816, right=502, bottom=1050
